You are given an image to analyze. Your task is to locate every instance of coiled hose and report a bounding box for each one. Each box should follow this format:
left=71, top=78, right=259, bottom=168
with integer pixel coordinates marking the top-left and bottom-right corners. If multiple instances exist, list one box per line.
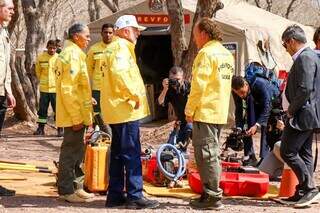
left=156, top=143, right=187, bottom=182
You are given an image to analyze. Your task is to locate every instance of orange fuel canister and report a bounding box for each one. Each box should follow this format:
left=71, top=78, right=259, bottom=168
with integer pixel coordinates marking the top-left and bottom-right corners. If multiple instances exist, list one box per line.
left=84, top=132, right=111, bottom=192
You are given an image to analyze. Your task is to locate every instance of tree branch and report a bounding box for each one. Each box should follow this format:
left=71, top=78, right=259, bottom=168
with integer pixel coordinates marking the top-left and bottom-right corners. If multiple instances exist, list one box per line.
left=285, top=0, right=298, bottom=18
left=266, top=0, right=272, bottom=12
left=166, top=0, right=187, bottom=66
left=254, top=0, right=261, bottom=8
left=100, top=0, right=119, bottom=13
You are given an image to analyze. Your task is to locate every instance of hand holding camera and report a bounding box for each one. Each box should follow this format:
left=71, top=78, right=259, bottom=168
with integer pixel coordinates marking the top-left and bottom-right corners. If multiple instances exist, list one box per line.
left=162, top=78, right=169, bottom=91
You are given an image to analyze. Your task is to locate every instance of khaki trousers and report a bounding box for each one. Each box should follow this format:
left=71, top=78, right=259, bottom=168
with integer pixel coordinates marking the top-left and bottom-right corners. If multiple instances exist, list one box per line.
left=192, top=121, right=223, bottom=199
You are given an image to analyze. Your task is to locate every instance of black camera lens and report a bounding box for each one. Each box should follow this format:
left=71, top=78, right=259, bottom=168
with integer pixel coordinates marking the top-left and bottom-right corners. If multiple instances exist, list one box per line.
left=169, top=79, right=180, bottom=87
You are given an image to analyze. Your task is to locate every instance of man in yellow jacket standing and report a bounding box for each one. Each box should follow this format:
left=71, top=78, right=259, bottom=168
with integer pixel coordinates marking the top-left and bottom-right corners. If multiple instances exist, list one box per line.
left=55, top=23, right=94, bottom=203
left=86, top=23, right=114, bottom=131
left=185, top=18, right=234, bottom=210
left=100, top=15, right=159, bottom=209
left=34, top=40, right=62, bottom=136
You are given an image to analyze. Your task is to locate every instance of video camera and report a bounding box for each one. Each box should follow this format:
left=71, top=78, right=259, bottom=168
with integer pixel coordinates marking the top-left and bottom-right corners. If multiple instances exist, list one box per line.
left=224, top=128, right=250, bottom=152
left=168, top=79, right=180, bottom=88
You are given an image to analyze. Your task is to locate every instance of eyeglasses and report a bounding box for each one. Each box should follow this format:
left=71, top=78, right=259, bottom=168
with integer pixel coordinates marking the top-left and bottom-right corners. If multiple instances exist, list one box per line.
left=282, top=42, right=287, bottom=49
left=282, top=39, right=291, bottom=49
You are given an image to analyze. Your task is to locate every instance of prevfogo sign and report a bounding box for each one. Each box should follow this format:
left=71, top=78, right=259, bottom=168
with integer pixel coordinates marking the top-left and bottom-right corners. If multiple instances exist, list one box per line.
left=134, top=14, right=191, bottom=25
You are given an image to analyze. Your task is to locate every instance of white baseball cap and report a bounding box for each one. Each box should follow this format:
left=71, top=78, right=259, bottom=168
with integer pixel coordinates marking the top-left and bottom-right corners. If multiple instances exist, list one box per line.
left=114, top=15, right=146, bottom=31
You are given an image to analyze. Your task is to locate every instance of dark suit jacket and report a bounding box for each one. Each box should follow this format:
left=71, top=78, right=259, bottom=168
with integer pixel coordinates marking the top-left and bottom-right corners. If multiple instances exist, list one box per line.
left=286, top=47, right=320, bottom=130
left=233, top=77, right=280, bottom=128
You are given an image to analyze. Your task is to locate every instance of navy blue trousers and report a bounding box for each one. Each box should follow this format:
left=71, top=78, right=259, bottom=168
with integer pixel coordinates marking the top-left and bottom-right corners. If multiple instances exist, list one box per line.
left=280, top=125, right=315, bottom=193
left=107, top=120, right=143, bottom=201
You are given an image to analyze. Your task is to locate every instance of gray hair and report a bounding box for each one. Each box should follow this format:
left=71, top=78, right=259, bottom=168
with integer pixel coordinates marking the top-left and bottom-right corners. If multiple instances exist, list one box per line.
left=67, top=22, right=87, bottom=39
left=282, top=24, right=307, bottom=44
left=0, top=0, right=12, bottom=6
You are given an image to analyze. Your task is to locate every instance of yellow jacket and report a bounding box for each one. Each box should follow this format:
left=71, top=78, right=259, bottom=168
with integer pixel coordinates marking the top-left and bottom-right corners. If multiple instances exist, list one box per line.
left=86, top=41, right=108, bottom=91
left=100, top=37, right=150, bottom=124
left=185, top=40, right=234, bottom=124
left=55, top=40, right=93, bottom=127
left=35, top=52, right=58, bottom=93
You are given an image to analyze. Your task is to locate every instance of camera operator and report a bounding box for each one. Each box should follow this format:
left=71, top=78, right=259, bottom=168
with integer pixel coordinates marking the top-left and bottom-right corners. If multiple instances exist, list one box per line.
left=158, top=66, right=192, bottom=150
left=232, top=75, right=280, bottom=166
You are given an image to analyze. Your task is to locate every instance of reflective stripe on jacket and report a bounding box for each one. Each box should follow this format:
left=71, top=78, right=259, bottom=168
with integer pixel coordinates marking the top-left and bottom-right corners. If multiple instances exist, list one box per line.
left=35, top=52, right=58, bottom=93
left=86, top=41, right=108, bottom=91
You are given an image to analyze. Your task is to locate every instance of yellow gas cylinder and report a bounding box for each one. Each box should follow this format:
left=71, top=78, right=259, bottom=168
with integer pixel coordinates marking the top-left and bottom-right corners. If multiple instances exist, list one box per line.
left=84, top=131, right=111, bottom=192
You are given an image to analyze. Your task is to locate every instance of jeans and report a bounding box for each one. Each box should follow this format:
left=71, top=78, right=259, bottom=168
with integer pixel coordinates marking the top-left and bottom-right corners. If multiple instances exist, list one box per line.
left=107, top=120, right=143, bottom=201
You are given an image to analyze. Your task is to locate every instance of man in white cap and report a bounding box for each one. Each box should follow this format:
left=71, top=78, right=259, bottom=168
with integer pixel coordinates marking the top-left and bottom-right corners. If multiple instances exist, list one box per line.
left=100, top=15, right=159, bottom=209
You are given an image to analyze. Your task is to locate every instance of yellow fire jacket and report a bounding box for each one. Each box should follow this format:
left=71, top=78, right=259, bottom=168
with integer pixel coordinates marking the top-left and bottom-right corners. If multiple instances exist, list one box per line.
left=35, top=52, right=58, bottom=93
left=100, top=37, right=150, bottom=124
left=55, top=40, right=93, bottom=127
left=86, top=41, right=109, bottom=91
left=185, top=40, right=234, bottom=124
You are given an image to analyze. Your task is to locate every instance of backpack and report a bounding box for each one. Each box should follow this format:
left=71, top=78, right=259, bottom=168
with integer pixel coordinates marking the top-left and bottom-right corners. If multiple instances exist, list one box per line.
left=245, top=62, right=280, bottom=90
left=245, top=62, right=282, bottom=109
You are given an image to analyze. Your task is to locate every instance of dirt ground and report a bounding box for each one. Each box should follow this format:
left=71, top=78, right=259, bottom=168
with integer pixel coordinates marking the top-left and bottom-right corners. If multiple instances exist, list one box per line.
left=0, top=113, right=319, bottom=213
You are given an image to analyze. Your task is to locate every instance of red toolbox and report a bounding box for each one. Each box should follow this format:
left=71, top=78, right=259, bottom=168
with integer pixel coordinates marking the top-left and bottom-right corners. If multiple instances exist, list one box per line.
left=188, top=169, right=269, bottom=197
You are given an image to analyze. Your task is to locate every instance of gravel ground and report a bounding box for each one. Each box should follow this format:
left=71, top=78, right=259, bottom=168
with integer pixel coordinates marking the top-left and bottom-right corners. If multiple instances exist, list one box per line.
left=0, top=120, right=319, bottom=213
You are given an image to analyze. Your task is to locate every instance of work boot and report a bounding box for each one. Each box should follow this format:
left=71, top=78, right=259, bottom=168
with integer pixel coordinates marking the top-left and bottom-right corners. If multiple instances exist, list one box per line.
left=57, top=127, right=63, bottom=137
left=125, top=196, right=160, bottom=209
left=33, top=123, right=45, bottom=135
left=75, top=189, right=95, bottom=199
left=59, top=193, right=90, bottom=203
left=190, top=193, right=224, bottom=210
left=0, top=185, right=15, bottom=196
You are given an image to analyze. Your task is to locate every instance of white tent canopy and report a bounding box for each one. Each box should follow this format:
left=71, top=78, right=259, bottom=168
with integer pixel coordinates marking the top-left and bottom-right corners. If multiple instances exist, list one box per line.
left=88, top=0, right=315, bottom=75
left=87, top=0, right=315, bottom=124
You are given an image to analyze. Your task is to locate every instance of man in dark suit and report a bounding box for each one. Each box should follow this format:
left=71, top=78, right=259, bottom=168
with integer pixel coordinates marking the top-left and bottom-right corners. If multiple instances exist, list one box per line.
left=280, top=24, right=320, bottom=208
left=232, top=75, right=280, bottom=165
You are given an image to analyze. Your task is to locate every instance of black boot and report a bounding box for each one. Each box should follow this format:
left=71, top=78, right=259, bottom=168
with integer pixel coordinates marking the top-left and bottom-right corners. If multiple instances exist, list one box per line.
left=190, top=193, right=224, bottom=210
left=57, top=127, right=63, bottom=137
left=33, top=123, right=45, bottom=135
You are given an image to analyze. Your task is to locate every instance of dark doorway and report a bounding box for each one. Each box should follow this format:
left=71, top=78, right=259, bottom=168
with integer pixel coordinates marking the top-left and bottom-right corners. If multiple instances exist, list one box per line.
left=135, top=34, right=173, bottom=120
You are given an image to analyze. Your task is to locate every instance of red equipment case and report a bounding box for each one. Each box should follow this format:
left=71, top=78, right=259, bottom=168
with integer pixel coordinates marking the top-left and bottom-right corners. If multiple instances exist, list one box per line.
left=142, top=155, right=159, bottom=184
left=188, top=163, right=269, bottom=197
